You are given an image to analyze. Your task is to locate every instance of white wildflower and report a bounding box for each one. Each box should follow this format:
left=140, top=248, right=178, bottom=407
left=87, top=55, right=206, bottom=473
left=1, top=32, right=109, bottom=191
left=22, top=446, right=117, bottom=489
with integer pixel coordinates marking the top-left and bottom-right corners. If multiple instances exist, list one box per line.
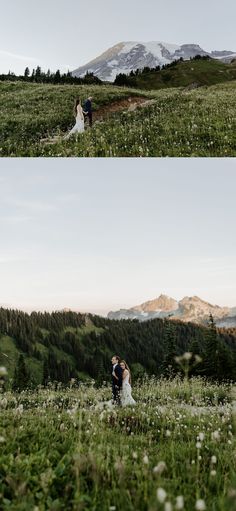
left=153, top=461, right=167, bottom=474
left=183, top=352, right=192, bottom=361
left=176, top=495, right=184, bottom=509
left=0, top=367, right=7, bottom=377
left=212, top=430, right=220, bottom=441
left=157, top=488, right=167, bottom=503
left=195, top=499, right=206, bottom=510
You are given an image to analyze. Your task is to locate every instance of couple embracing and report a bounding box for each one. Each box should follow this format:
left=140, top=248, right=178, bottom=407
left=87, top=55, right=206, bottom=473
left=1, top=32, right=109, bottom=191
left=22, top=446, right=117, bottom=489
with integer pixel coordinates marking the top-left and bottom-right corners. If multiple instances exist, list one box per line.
left=111, top=355, right=136, bottom=407
left=65, top=96, right=93, bottom=139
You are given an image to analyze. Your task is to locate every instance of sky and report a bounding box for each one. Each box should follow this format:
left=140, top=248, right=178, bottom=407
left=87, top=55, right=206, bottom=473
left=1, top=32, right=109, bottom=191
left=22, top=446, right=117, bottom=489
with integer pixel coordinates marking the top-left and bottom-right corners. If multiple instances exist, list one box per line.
left=0, top=159, right=235, bottom=315
left=0, top=0, right=236, bottom=74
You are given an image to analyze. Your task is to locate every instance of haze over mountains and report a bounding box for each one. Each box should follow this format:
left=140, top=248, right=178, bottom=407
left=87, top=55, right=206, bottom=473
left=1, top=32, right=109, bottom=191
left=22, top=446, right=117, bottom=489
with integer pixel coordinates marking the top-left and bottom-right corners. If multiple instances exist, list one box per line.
left=108, top=294, right=236, bottom=327
left=72, top=41, right=236, bottom=82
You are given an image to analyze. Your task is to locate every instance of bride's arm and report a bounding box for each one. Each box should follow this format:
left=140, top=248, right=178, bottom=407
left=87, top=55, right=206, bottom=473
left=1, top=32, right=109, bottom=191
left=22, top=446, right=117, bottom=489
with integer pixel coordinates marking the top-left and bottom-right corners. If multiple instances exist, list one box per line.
left=78, top=105, right=84, bottom=119
left=123, top=369, right=128, bottom=379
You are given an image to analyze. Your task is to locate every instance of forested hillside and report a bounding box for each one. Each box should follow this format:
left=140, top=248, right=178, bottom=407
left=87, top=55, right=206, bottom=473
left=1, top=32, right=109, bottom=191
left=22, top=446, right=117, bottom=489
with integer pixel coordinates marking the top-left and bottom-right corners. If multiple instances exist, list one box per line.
left=0, top=308, right=235, bottom=389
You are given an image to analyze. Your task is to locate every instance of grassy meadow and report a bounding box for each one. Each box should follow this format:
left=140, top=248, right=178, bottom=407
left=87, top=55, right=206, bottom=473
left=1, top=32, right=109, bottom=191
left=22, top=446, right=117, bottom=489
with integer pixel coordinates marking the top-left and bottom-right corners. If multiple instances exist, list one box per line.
left=0, top=376, right=236, bottom=511
left=0, top=80, right=236, bottom=156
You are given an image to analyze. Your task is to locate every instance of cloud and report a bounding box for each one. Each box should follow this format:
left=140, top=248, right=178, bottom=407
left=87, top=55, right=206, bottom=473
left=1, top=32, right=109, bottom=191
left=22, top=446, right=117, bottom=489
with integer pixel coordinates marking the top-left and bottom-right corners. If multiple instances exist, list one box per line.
left=5, top=198, right=57, bottom=213
left=0, top=49, right=39, bottom=63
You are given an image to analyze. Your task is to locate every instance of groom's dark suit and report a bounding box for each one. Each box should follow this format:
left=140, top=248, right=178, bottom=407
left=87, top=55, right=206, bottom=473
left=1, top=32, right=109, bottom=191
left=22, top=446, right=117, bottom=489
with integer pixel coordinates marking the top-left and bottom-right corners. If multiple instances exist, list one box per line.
left=112, top=363, right=123, bottom=405
left=84, top=99, right=93, bottom=127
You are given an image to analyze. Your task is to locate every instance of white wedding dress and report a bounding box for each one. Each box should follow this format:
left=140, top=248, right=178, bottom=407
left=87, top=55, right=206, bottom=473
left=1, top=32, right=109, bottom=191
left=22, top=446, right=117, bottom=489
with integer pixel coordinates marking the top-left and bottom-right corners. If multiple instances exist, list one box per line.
left=121, top=373, right=136, bottom=407
left=65, top=106, right=84, bottom=139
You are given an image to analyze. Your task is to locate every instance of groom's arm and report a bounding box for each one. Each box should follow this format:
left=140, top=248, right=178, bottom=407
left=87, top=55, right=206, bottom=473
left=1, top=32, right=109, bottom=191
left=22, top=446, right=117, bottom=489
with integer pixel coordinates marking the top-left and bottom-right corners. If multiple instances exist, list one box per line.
left=115, top=365, right=123, bottom=386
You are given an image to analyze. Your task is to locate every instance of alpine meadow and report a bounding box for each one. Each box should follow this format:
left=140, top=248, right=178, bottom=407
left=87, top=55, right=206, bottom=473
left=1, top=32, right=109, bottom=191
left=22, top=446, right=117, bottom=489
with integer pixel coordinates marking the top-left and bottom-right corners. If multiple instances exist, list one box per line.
left=1, top=58, right=236, bottom=157
left=0, top=308, right=236, bottom=510
left=1, top=0, right=236, bottom=508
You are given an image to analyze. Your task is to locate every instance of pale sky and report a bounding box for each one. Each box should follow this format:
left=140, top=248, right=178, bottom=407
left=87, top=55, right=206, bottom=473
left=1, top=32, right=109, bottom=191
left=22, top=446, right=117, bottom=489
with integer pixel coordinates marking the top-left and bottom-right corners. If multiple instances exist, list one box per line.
left=0, top=159, right=235, bottom=315
left=0, top=0, right=236, bottom=74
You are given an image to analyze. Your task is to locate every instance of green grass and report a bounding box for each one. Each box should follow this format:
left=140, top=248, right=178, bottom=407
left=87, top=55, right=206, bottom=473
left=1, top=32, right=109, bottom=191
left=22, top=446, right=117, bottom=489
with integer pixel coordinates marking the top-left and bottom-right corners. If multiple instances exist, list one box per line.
left=129, top=58, right=236, bottom=90
left=0, top=336, right=20, bottom=379
left=1, top=79, right=236, bottom=156
left=0, top=81, right=148, bottom=156
left=0, top=377, right=235, bottom=510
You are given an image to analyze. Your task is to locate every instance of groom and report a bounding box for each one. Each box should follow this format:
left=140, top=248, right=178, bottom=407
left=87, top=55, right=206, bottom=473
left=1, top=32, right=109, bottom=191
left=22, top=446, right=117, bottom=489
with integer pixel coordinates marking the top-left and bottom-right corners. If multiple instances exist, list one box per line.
left=111, top=355, right=123, bottom=405
left=84, top=96, right=93, bottom=127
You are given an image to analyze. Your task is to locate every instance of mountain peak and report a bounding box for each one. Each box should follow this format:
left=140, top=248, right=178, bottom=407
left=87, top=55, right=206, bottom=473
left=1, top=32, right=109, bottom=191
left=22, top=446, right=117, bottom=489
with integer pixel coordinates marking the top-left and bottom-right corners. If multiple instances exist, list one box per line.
left=72, top=41, right=236, bottom=82
left=108, top=294, right=234, bottom=326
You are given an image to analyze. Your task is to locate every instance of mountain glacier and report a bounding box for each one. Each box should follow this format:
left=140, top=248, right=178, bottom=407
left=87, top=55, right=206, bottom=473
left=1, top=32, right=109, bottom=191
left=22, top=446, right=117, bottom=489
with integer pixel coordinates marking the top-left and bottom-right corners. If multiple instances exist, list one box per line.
left=72, top=41, right=236, bottom=82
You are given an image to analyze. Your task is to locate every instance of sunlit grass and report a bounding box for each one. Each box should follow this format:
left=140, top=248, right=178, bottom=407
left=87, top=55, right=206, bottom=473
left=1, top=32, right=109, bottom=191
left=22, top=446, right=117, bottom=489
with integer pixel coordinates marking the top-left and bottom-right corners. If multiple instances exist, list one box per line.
left=1, top=80, right=236, bottom=156
left=0, top=377, right=235, bottom=510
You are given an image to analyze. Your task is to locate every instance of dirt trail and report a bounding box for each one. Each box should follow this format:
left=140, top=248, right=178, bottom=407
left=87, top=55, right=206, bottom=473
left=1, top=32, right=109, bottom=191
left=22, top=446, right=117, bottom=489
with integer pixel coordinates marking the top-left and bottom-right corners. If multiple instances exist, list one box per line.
left=40, top=96, right=156, bottom=144
left=93, top=96, right=155, bottom=121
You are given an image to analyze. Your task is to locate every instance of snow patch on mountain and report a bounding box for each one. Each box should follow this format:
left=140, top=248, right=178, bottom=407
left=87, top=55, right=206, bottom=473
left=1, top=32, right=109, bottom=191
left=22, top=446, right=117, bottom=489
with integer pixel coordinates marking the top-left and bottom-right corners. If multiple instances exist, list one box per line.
left=108, top=294, right=236, bottom=326
left=72, top=41, right=236, bottom=82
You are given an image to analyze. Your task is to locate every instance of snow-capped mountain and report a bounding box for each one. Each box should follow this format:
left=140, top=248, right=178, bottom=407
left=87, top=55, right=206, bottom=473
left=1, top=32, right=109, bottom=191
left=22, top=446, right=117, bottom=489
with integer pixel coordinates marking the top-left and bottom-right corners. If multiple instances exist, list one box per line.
left=108, top=295, right=236, bottom=326
left=72, top=41, right=236, bottom=82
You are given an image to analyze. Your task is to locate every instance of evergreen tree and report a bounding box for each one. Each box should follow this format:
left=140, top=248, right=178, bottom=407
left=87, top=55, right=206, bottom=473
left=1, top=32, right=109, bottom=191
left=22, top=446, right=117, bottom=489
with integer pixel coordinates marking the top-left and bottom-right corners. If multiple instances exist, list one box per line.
left=35, top=66, right=41, bottom=81
left=53, top=70, right=61, bottom=83
left=43, top=358, right=50, bottom=386
left=24, top=67, right=30, bottom=78
left=12, top=354, right=30, bottom=391
left=203, top=314, right=220, bottom=379
left=162, top=320, right=178, bottom=376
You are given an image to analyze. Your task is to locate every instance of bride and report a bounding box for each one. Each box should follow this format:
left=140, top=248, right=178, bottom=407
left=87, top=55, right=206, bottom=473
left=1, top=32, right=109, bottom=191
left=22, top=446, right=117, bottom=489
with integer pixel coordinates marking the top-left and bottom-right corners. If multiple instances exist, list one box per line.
left=64, top=98, right=86, bottom=139
left=120, top=360, right=136, bottom=407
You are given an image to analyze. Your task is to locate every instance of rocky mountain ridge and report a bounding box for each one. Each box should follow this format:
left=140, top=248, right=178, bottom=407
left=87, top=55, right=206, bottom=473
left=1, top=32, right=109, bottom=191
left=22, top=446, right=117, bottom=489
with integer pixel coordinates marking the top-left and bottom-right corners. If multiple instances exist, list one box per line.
left=72, top=41, right=236, bottom=81
left=108, top=294, right=236, bottom=326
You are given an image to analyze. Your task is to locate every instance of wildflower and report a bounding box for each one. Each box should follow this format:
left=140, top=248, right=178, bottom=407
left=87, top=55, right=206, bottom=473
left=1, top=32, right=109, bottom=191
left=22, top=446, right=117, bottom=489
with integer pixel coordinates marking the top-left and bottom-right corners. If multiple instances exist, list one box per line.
left=0, top=397, right=8, bottom=408
left=211, top=456, right=217, bottom=464
left=210, top=470, right=216, bottom=477
left=198, top=433, right=205, bottom=441
left=109, top=507, right=116, bottom=511
left=182, top=352, right=192, bottom=361
left=157, top=488, right=167, bottom=503
left=0, top=367, right=7, bottom=377
left=16, top=404, right=24, bottom=414
left=132, top=451, right=138, bottom=460
left=0, top=436, right=6, bottom=443
left=153, top=461, right=167, bottom=474
left=176, top=495, right=184, bottom=509
left=195, top=499, right=206, bottom=510
left=143, top=455, right=149, bottom=465
left=166, top=430, right=171, bottom=437
left=196, top=442, right=202, bottom=449
left=211, top=430, right=220, bottom=441
left=165, top=502, right=172, bottom=511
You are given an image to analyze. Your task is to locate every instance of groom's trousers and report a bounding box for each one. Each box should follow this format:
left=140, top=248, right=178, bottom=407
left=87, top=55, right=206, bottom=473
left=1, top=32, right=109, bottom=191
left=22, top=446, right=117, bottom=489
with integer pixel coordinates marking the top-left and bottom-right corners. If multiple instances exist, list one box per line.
left=112, top=384, right=121, bottom=406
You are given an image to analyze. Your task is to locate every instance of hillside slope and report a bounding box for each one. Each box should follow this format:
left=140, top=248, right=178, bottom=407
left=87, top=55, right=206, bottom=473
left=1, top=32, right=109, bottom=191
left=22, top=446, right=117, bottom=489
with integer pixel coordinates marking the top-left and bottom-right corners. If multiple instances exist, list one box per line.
left=117, top=58, right=236, bottom=90
left=0, top=308, right=236, bottom=386
left=1, top=79, right=236, bottom=157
